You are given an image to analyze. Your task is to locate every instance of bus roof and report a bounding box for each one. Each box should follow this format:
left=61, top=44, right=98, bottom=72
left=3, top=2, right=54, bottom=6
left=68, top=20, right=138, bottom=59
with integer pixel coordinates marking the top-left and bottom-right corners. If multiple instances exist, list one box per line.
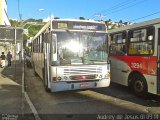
left=108, top=18, right=160, bottom=34
left=51, top=19, right=106, bottom=24
left=32, top=19, right=106, bottom=41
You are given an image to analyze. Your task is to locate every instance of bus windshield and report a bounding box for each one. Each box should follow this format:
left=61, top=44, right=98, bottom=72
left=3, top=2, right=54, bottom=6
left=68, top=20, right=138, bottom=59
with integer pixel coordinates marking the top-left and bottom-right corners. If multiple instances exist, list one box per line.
left=53, top=31, right=108, bottom=66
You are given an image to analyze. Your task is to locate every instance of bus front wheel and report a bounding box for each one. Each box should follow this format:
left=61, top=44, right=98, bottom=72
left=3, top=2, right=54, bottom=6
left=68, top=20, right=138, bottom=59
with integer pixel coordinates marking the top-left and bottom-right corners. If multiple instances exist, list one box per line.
left=131, top=74, right=148, bottom=96
left=43, top=68, right=51, bottom=93
left=33, top=64, right=38, bottom=76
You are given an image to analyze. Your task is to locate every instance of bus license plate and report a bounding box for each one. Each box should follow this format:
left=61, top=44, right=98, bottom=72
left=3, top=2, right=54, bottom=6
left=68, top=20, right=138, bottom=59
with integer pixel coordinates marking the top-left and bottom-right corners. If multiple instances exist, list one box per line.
left=80, top=83, right=92, bottom=88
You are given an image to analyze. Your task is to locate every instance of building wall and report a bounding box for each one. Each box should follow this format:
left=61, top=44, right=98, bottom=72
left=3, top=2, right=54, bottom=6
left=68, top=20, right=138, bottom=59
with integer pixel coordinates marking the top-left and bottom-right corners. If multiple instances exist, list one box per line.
left=0, top=0, right=10, bottom=26
left=0, top=0, right=2, bottom=24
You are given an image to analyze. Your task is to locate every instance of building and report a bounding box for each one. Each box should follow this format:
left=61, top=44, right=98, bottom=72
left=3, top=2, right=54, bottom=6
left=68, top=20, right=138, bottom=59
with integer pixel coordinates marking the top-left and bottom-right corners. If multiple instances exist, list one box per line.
left=105, top=19, right=134, bottom=30
left=0, top=0, right=11, bottom=57
left=0, top=0, right=10, bottom=26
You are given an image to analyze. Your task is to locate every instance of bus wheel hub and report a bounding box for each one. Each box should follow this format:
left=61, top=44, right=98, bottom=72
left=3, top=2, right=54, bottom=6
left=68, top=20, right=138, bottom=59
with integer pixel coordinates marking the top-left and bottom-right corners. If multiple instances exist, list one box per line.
left=135, top=80, right=144, bottom=92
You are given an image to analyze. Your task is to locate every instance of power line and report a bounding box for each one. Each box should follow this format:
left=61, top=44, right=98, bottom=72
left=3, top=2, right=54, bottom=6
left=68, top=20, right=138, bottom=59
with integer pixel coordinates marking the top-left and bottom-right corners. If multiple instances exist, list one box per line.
left=129, top=10, right=160, bottom=22
left=89, top=0, right=148, bottom=20
left=89, top=0, right=140, bottom=19
left=98, top=0, right=137, bottom=14
left=103, top=0, right=147, bottom=16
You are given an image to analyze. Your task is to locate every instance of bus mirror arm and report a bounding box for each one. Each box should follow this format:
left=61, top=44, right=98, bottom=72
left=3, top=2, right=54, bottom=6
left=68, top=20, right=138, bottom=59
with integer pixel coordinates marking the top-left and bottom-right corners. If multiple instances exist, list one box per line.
left=121, top=69, right=130, bottom=73
left=107, top=60, right=111, bottom=64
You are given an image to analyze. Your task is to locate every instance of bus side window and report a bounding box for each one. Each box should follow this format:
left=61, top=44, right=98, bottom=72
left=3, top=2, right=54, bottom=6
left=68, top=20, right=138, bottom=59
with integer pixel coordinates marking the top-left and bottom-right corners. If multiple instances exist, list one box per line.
left=109, top=32, right=126, bottom=56
left=128, top=26, right=154, bottom=55
left=147, top=26, right=154, bottom=41
left=110, top=44, right=126, bottom=56
left=41, top=33, right=44, bottom=53
left=128, top=43, right=138, bottom=54
left=109, top=45, right=116, bottom=56
left=121, top=45, right=126, bottom=53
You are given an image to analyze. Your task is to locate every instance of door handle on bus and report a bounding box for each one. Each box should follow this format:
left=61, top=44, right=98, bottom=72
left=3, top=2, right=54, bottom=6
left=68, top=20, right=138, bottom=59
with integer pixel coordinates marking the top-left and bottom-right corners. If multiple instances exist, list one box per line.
left=121, top=69, right=129, bottom=73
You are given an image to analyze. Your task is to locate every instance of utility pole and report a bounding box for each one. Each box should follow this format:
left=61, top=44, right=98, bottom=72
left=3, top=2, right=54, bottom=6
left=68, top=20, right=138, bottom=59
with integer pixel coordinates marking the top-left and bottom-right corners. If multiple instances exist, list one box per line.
left=95, top=14, right=106, bottom=21
left=18, top=0, right=22, bottom=21
left=14, top=27, right=17, bottom=81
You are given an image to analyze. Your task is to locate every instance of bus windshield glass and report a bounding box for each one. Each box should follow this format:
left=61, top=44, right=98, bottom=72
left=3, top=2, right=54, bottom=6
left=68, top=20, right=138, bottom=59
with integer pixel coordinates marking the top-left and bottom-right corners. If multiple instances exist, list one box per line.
left=53, top=31, right=108, bottom=66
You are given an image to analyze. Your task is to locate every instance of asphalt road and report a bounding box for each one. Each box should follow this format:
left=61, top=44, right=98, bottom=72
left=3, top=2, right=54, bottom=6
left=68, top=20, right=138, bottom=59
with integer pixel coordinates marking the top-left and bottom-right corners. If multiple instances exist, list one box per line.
left=24, top=65, right=160, bottom=120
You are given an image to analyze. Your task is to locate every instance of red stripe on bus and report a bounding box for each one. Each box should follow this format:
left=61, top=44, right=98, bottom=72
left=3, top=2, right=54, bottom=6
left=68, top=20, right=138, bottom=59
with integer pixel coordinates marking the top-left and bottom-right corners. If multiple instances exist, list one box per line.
left=111, top=56, right=157, bottom=76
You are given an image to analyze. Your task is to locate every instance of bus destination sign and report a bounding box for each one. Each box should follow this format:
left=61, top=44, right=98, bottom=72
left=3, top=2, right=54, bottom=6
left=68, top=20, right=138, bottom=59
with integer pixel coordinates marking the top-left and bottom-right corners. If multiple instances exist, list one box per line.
left=52, top=21, right=106, bottom=31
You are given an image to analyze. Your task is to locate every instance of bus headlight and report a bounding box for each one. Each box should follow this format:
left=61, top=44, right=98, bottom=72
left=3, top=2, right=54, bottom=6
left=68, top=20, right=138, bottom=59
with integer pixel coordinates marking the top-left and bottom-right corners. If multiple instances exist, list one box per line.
left=99, top=75, right=102, bottom=78
left=105, top=72, right=110, bottom=79
left=58, top=77, right=62, bottom=80
left=64, top=76, right=68, bottom=80
left=97, top=74, right=102, bottom=79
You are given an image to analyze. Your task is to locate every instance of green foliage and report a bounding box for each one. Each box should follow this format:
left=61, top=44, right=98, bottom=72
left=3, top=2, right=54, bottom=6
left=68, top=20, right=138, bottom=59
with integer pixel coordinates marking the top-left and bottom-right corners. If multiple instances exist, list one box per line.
left=22, top=18, right=43, bottom=23
left=9, top=19, right=46, bottom=39
left=23, top=34, right=28, bottom=40
left=10, top=20, right=19, bottom=27
left=28, top=25, right=44, bottom=37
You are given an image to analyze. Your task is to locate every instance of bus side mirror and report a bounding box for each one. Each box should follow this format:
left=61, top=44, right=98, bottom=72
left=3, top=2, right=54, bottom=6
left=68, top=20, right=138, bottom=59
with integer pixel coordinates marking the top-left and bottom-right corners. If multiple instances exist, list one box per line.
left=107, top=60, right=111, bottom=64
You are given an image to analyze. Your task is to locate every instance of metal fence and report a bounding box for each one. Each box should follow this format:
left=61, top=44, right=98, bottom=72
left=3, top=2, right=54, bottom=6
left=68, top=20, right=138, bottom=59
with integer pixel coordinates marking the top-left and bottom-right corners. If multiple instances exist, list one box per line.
left=0, top=26, right=24, bottom=61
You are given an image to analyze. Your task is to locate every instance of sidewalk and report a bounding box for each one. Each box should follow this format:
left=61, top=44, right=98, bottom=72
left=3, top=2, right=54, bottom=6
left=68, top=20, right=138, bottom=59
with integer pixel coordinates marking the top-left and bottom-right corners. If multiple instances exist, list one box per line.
left=0, top=61, right=34, bottom=120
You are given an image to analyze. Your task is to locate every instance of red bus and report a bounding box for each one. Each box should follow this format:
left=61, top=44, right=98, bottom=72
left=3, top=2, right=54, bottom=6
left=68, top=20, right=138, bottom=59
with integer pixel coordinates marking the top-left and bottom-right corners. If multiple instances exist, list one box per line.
left=108, top=18, right=160, bottom=96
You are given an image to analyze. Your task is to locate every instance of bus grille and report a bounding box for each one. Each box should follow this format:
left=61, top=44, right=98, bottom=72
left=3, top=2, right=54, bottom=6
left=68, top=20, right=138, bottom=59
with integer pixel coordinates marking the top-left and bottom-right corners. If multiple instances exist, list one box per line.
left=63, top=67, right=102, bottom=75
left=69, top=74, right=97, bottom=80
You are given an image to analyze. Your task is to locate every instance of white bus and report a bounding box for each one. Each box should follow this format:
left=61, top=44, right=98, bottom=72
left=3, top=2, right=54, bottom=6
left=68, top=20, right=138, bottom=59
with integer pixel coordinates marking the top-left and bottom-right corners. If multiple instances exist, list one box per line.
left=31, top=19, right=110, bottom=92
left=108, top=18, right=160, bottom=96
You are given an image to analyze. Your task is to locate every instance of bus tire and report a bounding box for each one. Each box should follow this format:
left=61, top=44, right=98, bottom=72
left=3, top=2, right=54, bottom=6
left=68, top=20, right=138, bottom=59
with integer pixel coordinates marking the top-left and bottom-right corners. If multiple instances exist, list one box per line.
left=43, top=68, right=51, bottom=93
left=131, top=74, right=148, bottom=97
left=44, top=84, right=51, bottom=93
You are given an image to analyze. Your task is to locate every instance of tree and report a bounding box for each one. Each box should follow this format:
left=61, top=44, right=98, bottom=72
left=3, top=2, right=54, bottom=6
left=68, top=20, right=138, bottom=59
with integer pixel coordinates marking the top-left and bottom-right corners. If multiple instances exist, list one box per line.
left=28, top=25, right=44, bottom=37
left=79, top=17, right=85, bottom=20
left=119, top=20, right=123, bottom=23
left=10, top=20, right=19, bottom=26
left=54, top=17, right=60, bottom=19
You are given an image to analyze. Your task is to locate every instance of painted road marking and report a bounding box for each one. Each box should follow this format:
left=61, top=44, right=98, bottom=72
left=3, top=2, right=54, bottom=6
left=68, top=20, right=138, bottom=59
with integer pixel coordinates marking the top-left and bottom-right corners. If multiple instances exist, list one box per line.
left=22, top=62, right=41, bottom=120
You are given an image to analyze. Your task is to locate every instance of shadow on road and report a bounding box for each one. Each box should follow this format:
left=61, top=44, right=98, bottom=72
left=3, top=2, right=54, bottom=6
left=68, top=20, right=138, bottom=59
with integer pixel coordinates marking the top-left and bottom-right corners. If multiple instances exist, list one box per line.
left=1, top=60, right=23, bottom=84
left=92, top=82, right=160, bottom=107
left=24, top=65, right=160, bottom=120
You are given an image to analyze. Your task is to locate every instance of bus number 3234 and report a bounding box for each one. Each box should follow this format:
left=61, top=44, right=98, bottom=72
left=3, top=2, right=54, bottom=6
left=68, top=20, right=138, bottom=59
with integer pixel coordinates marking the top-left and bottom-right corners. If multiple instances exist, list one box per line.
left=131, top=63, right=143, bottom=69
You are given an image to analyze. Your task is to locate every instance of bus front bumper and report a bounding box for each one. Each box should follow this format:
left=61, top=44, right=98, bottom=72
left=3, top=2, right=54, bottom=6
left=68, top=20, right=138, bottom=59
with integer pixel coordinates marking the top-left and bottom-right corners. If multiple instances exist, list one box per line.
left=50, top=78, right=110, bottom=92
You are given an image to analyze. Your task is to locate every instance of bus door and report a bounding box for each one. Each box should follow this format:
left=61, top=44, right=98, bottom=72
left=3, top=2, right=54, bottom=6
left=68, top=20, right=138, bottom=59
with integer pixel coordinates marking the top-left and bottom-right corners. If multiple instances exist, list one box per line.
left=43, top=33, right=51, bottom=89
left=157, top=28, right=160, bottom=94
left=109, top=34, right=128, bottom=86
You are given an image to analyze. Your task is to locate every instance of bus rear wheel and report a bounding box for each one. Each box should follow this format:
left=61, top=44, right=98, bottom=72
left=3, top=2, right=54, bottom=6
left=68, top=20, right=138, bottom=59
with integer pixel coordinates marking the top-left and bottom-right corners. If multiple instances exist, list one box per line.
left=131, top=74, right=147, bottom=97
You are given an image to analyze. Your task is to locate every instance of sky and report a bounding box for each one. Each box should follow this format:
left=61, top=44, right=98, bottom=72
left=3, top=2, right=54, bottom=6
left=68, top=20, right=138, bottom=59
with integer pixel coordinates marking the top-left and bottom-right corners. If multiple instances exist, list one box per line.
left=7, top=0, right=160, bottom=23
